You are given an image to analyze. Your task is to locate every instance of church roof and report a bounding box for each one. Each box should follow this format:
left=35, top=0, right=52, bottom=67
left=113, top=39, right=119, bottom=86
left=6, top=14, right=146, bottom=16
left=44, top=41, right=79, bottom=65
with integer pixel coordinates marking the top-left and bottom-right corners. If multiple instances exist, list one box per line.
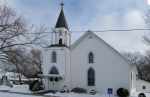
left=55, top=6, right=69, bottom=30
left=71, top=31, right=130, bottom=65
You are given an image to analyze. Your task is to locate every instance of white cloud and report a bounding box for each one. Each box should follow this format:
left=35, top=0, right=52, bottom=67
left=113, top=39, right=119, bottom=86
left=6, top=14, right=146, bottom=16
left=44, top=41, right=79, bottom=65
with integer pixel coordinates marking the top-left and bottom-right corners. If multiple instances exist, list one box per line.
left=0, top=0, right=7, bottom=5
left=0, top=0, right=15, bottom=6
left=1, top=0, right=150, bottom=53
left=69, top=0, right=150, bottom=53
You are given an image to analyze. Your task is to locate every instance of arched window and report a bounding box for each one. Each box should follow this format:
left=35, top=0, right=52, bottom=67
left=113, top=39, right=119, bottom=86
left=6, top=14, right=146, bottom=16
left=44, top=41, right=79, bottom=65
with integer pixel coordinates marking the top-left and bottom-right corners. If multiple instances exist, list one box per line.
left=88, top=52, right=94, bottom=63
left=49, top=66, right=59, bottom=74
left=52, top=51, right=57, bottom=63
left=59, top=38, right=62, bottom=45
left=87, top=67, right=95, bottom=86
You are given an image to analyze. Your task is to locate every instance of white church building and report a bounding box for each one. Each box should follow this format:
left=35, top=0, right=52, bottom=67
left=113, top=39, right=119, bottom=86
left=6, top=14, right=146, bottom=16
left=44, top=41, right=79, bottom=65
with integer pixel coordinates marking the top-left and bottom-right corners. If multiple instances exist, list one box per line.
left=41, top=3, right=137, bottom=95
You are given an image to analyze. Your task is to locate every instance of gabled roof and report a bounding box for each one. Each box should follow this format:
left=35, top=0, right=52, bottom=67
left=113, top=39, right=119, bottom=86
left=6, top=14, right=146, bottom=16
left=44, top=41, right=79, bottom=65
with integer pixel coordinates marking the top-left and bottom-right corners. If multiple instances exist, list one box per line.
left=55, top=7, right=69, bottom=30
left=71, top=31, right=131, bottom=65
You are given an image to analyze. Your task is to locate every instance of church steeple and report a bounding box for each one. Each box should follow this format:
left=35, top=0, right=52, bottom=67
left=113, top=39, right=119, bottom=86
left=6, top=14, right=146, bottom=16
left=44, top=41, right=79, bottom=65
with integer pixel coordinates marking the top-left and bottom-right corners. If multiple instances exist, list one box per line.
left=51, top=2, right=71, bottom=47
left=55, top=2, right=69, bottom=30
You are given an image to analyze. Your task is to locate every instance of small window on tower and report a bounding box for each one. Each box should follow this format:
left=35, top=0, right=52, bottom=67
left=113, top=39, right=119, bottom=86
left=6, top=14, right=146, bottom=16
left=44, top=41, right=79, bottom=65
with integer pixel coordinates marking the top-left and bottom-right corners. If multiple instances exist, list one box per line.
left=52, top=51, right=57, bottom=63
left=59, top=38, right=63, bottom=45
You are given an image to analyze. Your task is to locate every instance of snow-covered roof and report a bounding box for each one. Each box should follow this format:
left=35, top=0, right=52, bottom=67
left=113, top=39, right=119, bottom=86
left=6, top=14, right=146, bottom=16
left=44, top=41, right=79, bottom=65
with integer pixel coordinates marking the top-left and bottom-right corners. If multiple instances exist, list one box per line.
left=71, top=30, right=131, bottom=65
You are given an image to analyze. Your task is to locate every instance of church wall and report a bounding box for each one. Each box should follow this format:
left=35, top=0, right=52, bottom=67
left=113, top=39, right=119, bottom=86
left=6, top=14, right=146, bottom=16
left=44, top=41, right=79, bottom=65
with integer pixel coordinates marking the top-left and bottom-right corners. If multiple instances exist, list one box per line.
left=71, top=33, right=130, bottom=94
left=42, top=48, right=66, bottom=75
left=41, top=47, right=71, bottom=89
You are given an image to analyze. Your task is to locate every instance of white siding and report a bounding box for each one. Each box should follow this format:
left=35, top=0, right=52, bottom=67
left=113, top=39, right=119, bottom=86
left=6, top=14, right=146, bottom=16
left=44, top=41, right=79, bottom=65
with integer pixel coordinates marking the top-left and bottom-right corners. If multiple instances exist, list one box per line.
left=71, top=32, right=130, bottom=94
left=42, top=47, right=71, bottom=90
left=42, top=31, right=131, bottom=94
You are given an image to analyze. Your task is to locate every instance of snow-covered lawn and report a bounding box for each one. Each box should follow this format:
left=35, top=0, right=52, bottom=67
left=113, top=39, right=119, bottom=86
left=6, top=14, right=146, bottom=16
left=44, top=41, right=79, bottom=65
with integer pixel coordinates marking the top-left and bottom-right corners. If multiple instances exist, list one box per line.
left=0, top=92, right=118, bottom=97
left=0, top=85, right=11, bottom=92
left=1, top=91, right=150, bottom=97
left=45, top=92, right=118, bottom=97
left=1, top=85, right=150, bottom=97
left=132, top=91, right=150, bottom=97
left=45, top=92, right=150, bottom=97
left=10, top=85, right=31, bottom=93
left=3, top=92, right=117, bottom=97
left=0, top=85, right=40, bottom=97
left=0, top=92, right=43, bottom=97
left=0, top=84, right=31, bottom=93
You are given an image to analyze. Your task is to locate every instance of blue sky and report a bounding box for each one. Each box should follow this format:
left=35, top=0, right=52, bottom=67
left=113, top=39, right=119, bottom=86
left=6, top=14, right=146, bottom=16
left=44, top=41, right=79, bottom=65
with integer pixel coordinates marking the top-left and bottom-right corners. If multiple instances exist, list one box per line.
left=1, top=0, right=150, bottom=53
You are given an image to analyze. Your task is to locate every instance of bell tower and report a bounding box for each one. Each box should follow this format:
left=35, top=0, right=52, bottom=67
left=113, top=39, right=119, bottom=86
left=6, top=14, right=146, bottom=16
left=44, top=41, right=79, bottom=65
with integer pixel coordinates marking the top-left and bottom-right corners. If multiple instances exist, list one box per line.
left=42, top=2, right=71, bottom=90
left=51, top=2, right=71, bottom=47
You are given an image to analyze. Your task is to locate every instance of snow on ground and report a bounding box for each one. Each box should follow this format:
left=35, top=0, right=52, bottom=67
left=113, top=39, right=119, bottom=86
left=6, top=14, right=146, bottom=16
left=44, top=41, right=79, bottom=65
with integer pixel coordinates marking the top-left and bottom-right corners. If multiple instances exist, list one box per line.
left=133, top=91, right=150, bottom=97
left=0, top=92, right=43, bottom=97
left=45, top=92, right=118, bottom=97
left=10, top=85, right=31, bottom=93
left=45, top=92, right=150, bottom=97
left=0, top=85, right=11, bottom=91
left=1, top=84, right=150, bottom=97
left=0, top=91, right=150, bottom=97
left=0, top=85, right=39, bottom=97
left=0, top=84, right=31, bottom=93
left=0, top=91, right=118, bottom=97
left=0, top=92, right=119, bottom=97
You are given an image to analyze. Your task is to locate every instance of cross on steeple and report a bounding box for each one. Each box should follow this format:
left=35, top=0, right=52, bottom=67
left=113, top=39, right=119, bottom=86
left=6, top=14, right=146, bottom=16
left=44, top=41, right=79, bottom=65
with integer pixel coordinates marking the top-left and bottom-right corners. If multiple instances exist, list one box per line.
left=60, top=1, right=64, bottom=8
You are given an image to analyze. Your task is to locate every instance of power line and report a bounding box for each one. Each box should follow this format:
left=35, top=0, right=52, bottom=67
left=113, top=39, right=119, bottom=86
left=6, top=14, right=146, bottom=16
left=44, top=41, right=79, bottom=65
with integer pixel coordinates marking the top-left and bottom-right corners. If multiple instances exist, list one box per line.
left=70, top=28, right=150, bottom=33
left=23, top=28, right=150, bottom=34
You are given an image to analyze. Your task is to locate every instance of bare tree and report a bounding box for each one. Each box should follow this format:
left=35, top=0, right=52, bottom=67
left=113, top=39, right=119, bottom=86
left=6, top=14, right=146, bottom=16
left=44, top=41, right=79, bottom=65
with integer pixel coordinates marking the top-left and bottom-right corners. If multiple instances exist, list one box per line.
left=0, top=4, right=47, bottom=73
left=123, top=52, right=148, bottom=80
left=7, top=47, right=41, bottom=78
left=123, top=51, right=150, bottom=82
left=30, top=48, right=42, bottom=73
left=0, top=5, right=46, bottom=52
left=123, top=52, right=147, bottom=65
left=7, top=48, right=25, bottom=82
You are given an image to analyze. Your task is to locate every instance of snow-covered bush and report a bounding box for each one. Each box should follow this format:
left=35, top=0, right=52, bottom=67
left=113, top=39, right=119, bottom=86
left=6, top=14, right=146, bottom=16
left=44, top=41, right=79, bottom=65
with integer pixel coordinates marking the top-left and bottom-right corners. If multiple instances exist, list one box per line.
left=138, top=93, right=146, bottom=97
left=117, top=88, right=129, bottom=97
left=29, top=80, right=43, bottom=91
left=71, top=87, right=87, bottom=93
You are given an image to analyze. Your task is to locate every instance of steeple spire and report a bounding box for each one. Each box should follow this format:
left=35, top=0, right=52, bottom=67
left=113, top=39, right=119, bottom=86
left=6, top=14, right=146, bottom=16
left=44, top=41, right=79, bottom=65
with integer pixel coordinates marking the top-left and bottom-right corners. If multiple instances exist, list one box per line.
left=55, top=1, right=69, bottom=30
